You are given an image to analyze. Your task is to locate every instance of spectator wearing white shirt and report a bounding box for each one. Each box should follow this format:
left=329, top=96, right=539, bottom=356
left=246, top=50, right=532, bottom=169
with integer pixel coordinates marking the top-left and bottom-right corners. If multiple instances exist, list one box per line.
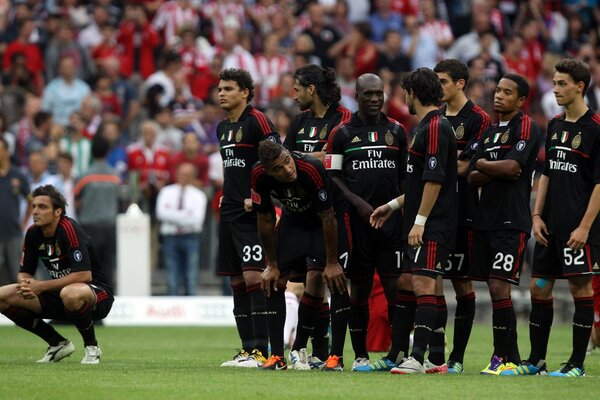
left=156, top=162, right=207, bottom=296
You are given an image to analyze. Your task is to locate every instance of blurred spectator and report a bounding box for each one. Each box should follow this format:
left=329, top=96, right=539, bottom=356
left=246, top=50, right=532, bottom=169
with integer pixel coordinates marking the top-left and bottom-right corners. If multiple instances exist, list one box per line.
left=24, top=111, right=53, bottom=159
left=60, top=114, right=92, bottom=178
left=328, top=21, right=378, bottom=78
left=303, top=2, right=341, bottom=68
left=586, top=63, right=600, bottom=112
left=218, top=26, right=260, bottom=85
left=98, top=119, right=127, bottom=181
left=78, top=4, right=110, bottom=50
left=155, top=106, right=184, bottom=154
left=74, top=133, right=120, bottom=290
left=201, top=0, right=245, bottom=45
left=0, top=113, right=16, bottom=157
left=156, top=162, right=207, bottom=296
left=331, top=0, right=353, bottom=36
left=126, top=120, right=170, bottom=213
left=0, top=136, right=30, bottom=283
left=102, top=57, right=140, bottom=134
left=420, top=0, right=454, bottom=56
left=3, top=52, right=39, bottom=97
left=402, top=15, right=438, bottom=70
left=177, top=26, right=213, bottom=100
left=502, top=34, right=536, bottom=87
left=153, top=0, right=199, bottom=45
left=56, top=151, right=77, bottom=219
left=41, top=56, right=91, bottom=126
left=376, top=30, right=411, bottom=81
left=143, top=51, right=182, bottom=115
left=79, top=94, right=104, bottom=138
left=369, top=0, right=404, bottom=43
left=255, top=33, right=292, bottom=109
left=44, top=20, right=95, bottom=82
left=94, top=75, right=122, bottom=120
left=3, top=17, right=44, bottom=91
left=169, top=132, right=209, bottom=187
left=563, top=12, right=590, bottom=57
left=117, top=3, right=160, bottom=80
left=57, top=0, right=90, bottom=29
left=384, top=78, right=413, bottom=132
left=198, top=99, right=224, bottom=153
left=446, top=13, right=501, bottom=63
left=292, top=33, right=320, bottom=67
left=467, top=31, right=505, bottom=83
left=90, top=23, right=120, bottom=67
left=26, top=149, right=61, bottom=193
left=336, top=55, right=357, bottom=111
left=10, top=94, right=41, bottom=167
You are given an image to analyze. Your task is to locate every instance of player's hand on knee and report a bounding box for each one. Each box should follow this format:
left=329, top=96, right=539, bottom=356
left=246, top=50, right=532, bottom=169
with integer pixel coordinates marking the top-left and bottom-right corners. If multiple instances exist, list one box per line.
left=532, top=215, right=549, bottom=247
left=323, top=263, right=346, bottom=294
left=261, top=266, right=280, bottom=297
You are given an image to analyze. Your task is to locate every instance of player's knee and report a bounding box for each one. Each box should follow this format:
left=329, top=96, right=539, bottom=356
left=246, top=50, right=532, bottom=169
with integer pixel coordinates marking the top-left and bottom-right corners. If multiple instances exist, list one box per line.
left=568, top=276, right=592, bottom=297
left=60, top=286, right=85, bottom=309
left=304, top=271, right=324, bottom=294
left=488, top=280, right=510, bottom=300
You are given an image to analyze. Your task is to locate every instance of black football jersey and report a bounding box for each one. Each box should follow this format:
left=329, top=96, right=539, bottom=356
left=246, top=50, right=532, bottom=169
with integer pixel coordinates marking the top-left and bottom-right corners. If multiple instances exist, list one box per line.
left=20, top=217, right=112, bottom=294
left=325, top=112, right=408, bottom=208
left=470, top=111, right=540, bottom=233
left=218, top=105, right=280, bottom=223
left=542, top=110, right=600, bottom=244
left=404, top=110, right=457, bottom=247
left=444, top=100, right=491, bottom=227
left=284, top=104, right=352, bottom=153
left=251, top=152, right=345, bottom=227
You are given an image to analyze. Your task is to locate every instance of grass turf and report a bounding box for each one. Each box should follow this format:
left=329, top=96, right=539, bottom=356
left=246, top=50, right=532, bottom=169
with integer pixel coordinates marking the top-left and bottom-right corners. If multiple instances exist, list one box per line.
left=0, top=324, right=598, bottom=400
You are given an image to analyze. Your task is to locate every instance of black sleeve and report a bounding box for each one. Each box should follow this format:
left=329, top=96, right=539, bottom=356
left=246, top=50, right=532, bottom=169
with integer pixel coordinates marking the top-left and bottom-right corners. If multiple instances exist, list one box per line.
left=283, top=114, right=303, bottom=151
left=422, top=120, right=451, bottom=183
left=301, top=160, right=333, bottom=213
left=251, top=167, right=274, bottom=214
left=63, top=226, right=92, bottom=273
left=19, top=228, right=38, bottom=275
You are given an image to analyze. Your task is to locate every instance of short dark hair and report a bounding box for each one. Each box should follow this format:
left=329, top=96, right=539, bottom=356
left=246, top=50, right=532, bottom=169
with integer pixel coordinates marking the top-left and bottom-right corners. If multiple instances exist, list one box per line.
left=258, top=140, right=285, bottom=167
left=502, top=73, right=530, bottom=98
left=434, top=59, right=470, bottom=85
left=32, top=185, right=67, bottom=216
left=92, top=132, right=111, bottom=159
left=293, top=64, right=341, bottom=106
left=33, top=111, right=52, bottom=128
left=219, top=68, right=255, bottom=102
left=57, top=151, right=73, bottom=163
left=401, top=67, right=443, bottom=107
left=555, top=58, right=591, bottom=95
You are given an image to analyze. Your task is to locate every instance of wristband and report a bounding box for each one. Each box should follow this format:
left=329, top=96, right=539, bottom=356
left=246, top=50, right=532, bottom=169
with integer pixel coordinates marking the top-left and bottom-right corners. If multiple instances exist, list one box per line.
left=414, top=214, right=427, bottom=226
left=531, top=213, right=541, bottom=218
left=386, top=198, right=400, bottom=211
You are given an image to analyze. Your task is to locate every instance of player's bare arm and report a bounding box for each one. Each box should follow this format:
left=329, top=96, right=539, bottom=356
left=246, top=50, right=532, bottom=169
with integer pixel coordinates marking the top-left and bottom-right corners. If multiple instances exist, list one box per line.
left=317, top=207, right=346, bottom=294
left=331, top=176, right=373, bottom=224
left=17, top=271, right=92, bottom=299
left=568, top=183, right=600, bottom=250
left=257, top=211, right=279, bottom=297
left=475, top=158, right=521, bottom=180
left=370, top=195, right=405, bottom=229
left=408, top=182, right=442, bottom=247
left=467, top=169, right=493, bottom=186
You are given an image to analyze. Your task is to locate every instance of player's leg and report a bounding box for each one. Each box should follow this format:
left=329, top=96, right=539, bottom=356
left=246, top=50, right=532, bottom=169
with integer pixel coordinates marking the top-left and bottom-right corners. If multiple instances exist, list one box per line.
left=0, top=283, right=72, bottom=361
left=60, top=283, right=103, bottom=364
left=349, top=277, right=373, bottom=364
left=387, top=273, right=415, bottom=364
left=261, top=272, right=290, bottom=370
left=427, top=276, right=447, bottom=368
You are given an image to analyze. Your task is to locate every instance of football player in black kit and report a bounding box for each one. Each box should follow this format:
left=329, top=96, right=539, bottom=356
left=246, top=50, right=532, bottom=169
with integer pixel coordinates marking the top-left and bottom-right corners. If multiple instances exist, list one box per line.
left=371, top=67, right=457, bottom=374
left=516, top=59, right=600, bottom=377
left=325, top=73, right=408, bottom=372
left=252, top=141, right=351, bottom=370
left=434, top=59, right=491, bottom=373
left=283, top=64, right=352, bottom=370
left=216, top=68, right=280, bottom=368
left=0, top=185, right=113, bottom=364
left=467, top=74, right=540, bottom=375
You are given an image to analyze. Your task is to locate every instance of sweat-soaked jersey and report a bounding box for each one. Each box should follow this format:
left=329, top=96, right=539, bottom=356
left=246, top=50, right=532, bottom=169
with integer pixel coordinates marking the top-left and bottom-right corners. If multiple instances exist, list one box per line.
left=284, top=104, right=352, bottom=153
left=542, top=110, right=600, bottom=245
left=404, top=110, right=457, bottom=248
left=20, top=217, right=112, bottom=294
left=444, top=100, right=491, bottom=227
left=218, top=105, right=279, bottom=223
left=470, top=111, right=540, bottom=234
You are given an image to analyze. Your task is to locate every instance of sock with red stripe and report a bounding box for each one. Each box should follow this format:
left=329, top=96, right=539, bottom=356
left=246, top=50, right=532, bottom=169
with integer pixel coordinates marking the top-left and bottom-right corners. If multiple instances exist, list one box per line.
left=2, top=306, right=66, bottom=345
left=349, top=298, right=370, bottom=359
left=232, top=282, right=254, bottom=351
left=311, top=301, right=330, bottom=361
left=66, top=302, right=96, bottom=346
left=410, top=294, right=437, bottom=365
left=330, top=291, right=350, bottom=357
left=569, top=296, right=594, bottom=369
left=492, top=298, right=513, bottom=360
left=449, top=292, right=476, bottom=364
left=247, top=283, right=269, bottom=356
left=387, top=290, right=416, bottom=362
left=428, top=295, right=447, bottom=365
left=292, top=292, right=322, bottom=351
left=265, top=286, right=287, bottom=357
left=528, top=297, right=553, bottom=365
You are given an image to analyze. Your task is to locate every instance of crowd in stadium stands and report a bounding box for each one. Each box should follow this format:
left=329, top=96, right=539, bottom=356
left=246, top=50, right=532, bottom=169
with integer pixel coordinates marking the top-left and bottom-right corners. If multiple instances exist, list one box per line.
left=1, top=0, right=600, bottom=293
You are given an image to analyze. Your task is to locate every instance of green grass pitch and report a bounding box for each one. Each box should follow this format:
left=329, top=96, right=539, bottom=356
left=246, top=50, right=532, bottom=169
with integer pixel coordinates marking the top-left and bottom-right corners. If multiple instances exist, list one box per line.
left=0, top=324, right=598, bottom=400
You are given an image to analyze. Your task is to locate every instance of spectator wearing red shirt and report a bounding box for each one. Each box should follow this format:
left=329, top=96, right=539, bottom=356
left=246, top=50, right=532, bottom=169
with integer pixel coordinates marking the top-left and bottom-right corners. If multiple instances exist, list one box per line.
left=118, top=4, right=160, bottom=79
left=328, top=22, right=378, bottom=78
left=91, top=24, right=120, bottom=67
left=3, top=17, right=44, bottom=92
left=177, top=26, right=213, bottom=100
left=169, top=132, right=209, bottom=187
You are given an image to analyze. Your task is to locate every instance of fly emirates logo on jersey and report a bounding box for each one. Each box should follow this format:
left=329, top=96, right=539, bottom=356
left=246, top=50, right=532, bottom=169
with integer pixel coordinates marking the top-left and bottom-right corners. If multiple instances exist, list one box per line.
left=350, top=149, right=397, bottom=170
left=548, top=131, right=580, bottom=173
left=221, top=147, right=246, bottom=168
